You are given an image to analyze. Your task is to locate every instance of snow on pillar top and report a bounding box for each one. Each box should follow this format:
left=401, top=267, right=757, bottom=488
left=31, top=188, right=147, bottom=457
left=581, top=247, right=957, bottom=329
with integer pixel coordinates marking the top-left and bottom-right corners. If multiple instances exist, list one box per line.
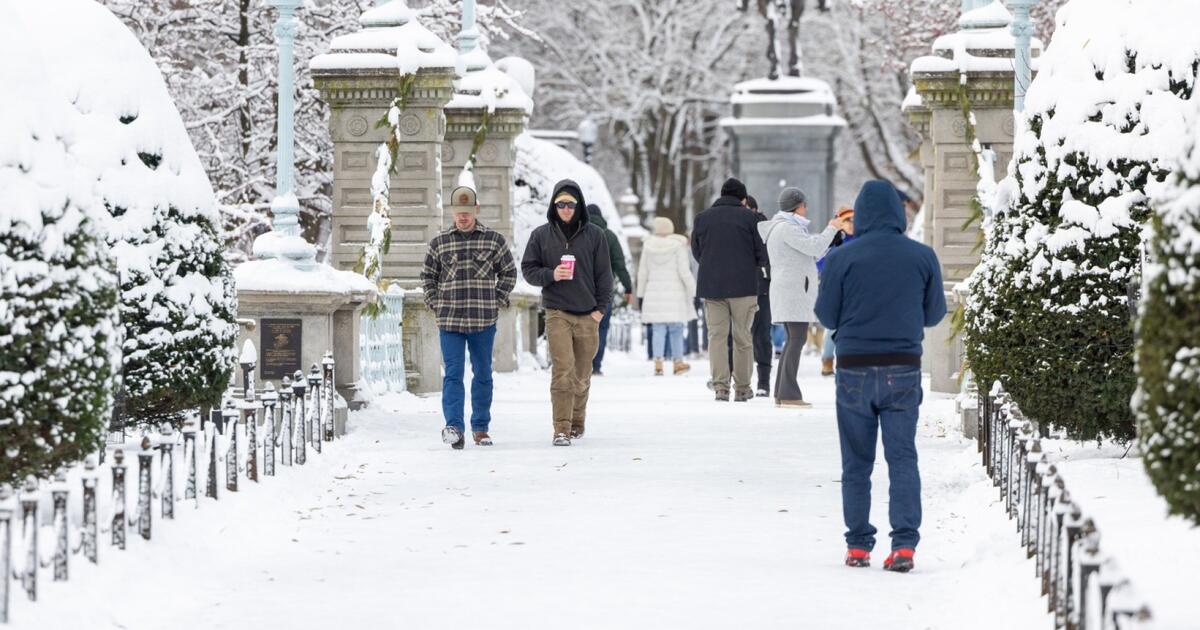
left=910, top=1, right=1043, bottom=75
left=447, top=45, right=533, bottom=114
left=720, top=76, right=846, bottom=131
left=309, top=0, right=456, bottom=76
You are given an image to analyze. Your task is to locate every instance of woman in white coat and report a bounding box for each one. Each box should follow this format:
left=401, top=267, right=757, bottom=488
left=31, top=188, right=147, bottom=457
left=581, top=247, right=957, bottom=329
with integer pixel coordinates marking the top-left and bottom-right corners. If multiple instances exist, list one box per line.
left=637, top=217, right=697, bottom=376
left=758, top=187, right=845, bottom=407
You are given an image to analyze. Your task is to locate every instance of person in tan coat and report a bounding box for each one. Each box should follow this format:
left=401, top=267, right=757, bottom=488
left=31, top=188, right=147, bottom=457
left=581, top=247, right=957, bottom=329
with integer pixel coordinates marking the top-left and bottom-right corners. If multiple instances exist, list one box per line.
left=636, top=217, right=696, bottom=376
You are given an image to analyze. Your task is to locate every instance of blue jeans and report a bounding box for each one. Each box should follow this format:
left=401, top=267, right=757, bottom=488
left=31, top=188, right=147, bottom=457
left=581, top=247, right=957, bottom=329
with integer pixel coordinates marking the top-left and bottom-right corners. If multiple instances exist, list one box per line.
left=439, top=324, right=497, bottom=433
left=593, top=304, right=614, bottom=372
left=822, top=328, right=836, bottom=361
left=835, top=365, right=923, bottom=551
left=650, top=322, right=684, bottom=360
left=771, top=324, right=786, bottom=352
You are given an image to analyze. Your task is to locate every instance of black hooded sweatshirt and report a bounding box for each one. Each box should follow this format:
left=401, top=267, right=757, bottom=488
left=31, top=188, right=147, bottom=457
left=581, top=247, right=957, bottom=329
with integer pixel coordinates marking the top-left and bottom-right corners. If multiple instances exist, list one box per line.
left=521, top=179, right=614, bottom=315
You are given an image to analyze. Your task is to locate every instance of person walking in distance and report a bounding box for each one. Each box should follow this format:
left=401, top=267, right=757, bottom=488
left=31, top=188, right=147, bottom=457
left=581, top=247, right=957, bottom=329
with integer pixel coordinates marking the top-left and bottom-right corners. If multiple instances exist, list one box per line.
left=691, top=177, right=769, bottom=402
left=586, top=204, right=634, bottom=376
left=817, top=206, right=856, bottom=376
left=758, top=187, right=844, bottom=408
left=636, top=217, right=696, bottom=376
left=521, top=180, right=614, bottom=446
left=421, top=186, right=517, bottom=450
left=815, top=180, right=947, bottom=573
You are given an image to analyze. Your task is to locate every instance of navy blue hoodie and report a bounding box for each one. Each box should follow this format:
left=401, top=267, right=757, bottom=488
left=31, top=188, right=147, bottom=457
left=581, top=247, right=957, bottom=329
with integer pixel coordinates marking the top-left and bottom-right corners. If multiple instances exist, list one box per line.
left=814, top=180, right=946, bottom=363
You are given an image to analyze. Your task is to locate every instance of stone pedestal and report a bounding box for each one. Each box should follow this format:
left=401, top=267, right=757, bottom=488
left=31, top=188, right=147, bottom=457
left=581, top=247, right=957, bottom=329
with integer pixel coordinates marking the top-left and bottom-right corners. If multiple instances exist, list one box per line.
left=442, top=106, right=526, bottom=242
left=720, top=77, right=845, bottom=224
left=905, top=2, right=1040, bottom=393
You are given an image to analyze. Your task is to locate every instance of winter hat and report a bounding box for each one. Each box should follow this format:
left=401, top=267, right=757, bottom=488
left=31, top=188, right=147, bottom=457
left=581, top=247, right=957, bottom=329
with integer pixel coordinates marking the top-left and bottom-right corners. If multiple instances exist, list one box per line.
left=777, top=187, right=807, bottom=213
left=720, top=177, right=748, bottom=200
left=554, top=190, right=578, bottom=205
left=653, top=217, right=674, bottom=236
left=836, top=206, right=854, bottom=220
left=448, top=186, right=479, bottom=214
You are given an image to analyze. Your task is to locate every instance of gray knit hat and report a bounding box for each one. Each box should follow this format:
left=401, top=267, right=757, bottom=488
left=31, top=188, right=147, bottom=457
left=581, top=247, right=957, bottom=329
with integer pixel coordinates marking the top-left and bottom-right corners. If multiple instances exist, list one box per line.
left=777, top=187, right=807, bottom=213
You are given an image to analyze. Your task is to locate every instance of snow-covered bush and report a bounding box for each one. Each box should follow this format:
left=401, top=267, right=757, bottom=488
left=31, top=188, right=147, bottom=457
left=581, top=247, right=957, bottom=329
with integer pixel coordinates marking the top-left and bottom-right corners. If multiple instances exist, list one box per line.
left=19, top=0, right=239, bottom=429
left=0, top=4, right=122, bottom=485
left=964, top=0, right=1200, bottom=441
left=1136, top=96, right=1200, bottom=524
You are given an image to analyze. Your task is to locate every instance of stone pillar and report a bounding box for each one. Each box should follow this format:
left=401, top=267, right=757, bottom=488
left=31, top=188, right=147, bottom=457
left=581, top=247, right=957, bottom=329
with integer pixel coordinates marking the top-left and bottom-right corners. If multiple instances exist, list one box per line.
left=311, top=7, right=457, bottom=283
left=441, top=48, right=530, bottom=376
left=720, top=77, right=845, bottom=224
left=906, top=1, right=1041, bottom=393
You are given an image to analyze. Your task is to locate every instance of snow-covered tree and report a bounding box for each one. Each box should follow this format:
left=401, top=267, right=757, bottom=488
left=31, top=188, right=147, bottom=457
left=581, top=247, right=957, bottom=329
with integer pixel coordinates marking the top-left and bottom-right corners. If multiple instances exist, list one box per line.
left=1136, top=95, right=1200, bottom=524
left=965, top=0, right=1200, bottom=441
left=0, top=2, right=122, bottom=484
left=30, top=0, right=242, bottom=430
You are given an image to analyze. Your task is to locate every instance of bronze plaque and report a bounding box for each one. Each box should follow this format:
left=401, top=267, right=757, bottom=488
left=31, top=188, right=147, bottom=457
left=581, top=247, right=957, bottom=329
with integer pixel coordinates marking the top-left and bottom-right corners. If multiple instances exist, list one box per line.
left=261, top=319, right=302, bottom=381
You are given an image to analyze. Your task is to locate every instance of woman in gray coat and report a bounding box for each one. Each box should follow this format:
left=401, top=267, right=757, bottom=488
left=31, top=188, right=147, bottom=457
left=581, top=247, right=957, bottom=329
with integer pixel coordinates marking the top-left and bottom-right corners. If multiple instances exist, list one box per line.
left=758, top=187, right=845, bottom=407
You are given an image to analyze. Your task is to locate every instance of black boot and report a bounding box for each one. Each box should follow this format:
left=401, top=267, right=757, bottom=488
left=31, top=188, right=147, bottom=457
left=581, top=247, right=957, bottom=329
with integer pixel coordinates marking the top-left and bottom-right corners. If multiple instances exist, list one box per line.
left=756, top=365, right=771, bottom=398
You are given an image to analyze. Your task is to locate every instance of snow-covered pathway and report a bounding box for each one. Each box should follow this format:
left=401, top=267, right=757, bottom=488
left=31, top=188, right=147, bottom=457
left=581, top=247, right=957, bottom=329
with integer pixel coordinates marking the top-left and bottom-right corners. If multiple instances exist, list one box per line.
left=18, top=351, right=1049, bottom=630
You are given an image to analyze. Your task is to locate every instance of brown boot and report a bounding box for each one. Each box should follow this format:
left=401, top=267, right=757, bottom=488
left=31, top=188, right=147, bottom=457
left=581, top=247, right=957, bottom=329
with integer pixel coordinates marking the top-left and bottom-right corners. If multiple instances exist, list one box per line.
left=654, top=359, right=664, bottom=376
left=673, top=360, right=691, bottom=375
left=473, top=432, right=493, bottom=446
left=821, top=358, right=834, bottom=377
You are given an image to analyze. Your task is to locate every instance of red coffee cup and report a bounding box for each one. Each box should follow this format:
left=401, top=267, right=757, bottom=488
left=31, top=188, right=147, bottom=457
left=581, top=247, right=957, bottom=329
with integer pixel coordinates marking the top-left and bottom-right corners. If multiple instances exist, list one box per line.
left=560, top=254, right=576, bottom=280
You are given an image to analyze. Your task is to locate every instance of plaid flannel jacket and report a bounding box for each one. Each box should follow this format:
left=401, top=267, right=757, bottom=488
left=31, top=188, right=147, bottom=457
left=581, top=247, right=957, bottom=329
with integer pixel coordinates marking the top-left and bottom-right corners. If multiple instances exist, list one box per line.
left=420, top=222, right=517, bottom=333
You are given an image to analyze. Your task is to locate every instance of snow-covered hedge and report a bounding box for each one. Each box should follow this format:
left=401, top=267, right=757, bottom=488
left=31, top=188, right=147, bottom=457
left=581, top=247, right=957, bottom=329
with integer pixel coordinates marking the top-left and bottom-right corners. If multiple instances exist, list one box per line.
left=1136, top=96, right=1200, bottom=524
left=964, top=0, right=1200, bottom=441
left=20, top=0, right=239, bottom=429
left=0, top=4, right=122, bottom=485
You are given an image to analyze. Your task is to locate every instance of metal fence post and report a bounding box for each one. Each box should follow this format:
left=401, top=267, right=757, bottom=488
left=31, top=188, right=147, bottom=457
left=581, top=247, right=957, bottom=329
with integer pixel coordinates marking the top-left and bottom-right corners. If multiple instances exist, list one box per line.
left=20, top=477, right=38, bottom=601
left=137, top=438, right=153, bottom=541
left=243, top=358, right=258, bottom=483
left=112, top=450, right=127, bottom=549
left=223, top=398, right=239, bottom=492
left=160, top=425, right=175, bottom=520
left=263, top=383, right=277, bottom=476
left=323, top=351, right=335, bottom=441
left=206, top=410, right=219, bottom=500
left=81, top=457, right=98, bottom=564
left=293, top=371, right=307, bottom=465
left=280, top=376, right=293, bottom=467
left=308, top=364, right=322, bottom=454
left=51, top=470, right=69, bottom=581
left=0, top=485, right=12, bottom=623
left=183, top=419, right=197, bottom=503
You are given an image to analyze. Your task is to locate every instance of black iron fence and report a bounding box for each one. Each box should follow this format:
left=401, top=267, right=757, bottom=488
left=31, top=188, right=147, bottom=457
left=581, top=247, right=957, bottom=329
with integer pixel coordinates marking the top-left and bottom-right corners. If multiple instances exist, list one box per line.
left=978, top=383, right=1153, bottom=630
left=0, top=347, right=342, bottom=625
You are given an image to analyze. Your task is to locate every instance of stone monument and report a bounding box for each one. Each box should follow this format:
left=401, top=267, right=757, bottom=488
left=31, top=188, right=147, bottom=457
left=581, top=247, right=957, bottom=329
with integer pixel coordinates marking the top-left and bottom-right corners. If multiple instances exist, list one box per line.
left=904, top=0, right=1042, bottom=394
left=720, top=77, right=845, bottom=225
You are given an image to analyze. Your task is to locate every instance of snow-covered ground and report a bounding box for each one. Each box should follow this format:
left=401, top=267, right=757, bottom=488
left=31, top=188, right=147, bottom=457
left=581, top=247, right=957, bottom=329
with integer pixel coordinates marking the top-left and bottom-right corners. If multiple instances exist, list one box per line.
left=12, top=352, right=1049, bottom=629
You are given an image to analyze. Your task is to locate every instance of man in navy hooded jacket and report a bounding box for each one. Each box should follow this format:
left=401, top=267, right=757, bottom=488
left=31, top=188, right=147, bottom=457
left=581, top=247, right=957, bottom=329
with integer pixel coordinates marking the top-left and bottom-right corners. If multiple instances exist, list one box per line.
left=815, top=180, right=946, bottom=573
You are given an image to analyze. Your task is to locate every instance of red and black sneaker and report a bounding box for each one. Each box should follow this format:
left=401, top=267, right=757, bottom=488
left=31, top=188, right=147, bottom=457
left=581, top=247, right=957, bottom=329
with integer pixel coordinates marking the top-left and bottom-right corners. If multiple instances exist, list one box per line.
left=883, top=548, right=915, bottom=573
left=844, top=548, right=871, bottom=568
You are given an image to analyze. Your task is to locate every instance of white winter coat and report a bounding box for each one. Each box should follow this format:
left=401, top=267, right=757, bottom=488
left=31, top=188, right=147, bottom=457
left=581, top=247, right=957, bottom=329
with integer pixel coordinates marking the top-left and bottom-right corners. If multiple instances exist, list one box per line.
left=758, top=213, right=838, bottom=324
left=636, top=234, right=697, bottom=324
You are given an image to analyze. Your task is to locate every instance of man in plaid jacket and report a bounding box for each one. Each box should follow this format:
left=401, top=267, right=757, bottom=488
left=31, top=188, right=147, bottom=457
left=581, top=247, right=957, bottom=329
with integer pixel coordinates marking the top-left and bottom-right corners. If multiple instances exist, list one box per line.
left=421, top=186, right=517, bottom=450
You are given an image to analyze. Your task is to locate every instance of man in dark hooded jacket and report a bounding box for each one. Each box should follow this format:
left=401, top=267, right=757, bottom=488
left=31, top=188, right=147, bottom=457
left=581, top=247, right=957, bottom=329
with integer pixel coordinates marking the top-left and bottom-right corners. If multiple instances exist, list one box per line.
left=692, top=177, right=769, bottom=402
left=521, top=180, right=614, bottom=446
left=815, top=180, right=947, bottom=573
left=586, top=204, right=634, bottom=376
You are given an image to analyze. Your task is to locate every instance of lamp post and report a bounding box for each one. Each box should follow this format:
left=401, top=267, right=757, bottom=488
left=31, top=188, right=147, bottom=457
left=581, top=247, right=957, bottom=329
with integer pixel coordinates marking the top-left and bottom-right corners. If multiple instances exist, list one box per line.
left=460, top=0, right=479, bottom=56
left=577, top=117, right=598, bottom=164
left=1009, top=0, right=1037, bottom=113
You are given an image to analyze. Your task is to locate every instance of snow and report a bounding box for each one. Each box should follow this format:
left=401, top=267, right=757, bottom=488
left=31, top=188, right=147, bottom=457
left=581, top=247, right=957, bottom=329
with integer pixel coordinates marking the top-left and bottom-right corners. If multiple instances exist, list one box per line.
left=447, top=51, right=534, bottom=114
left=958, top=0, right=1013, bottom=29
left=234, top=258, right=379, bottom=295
left=910, top=2, right=1044, bottom=76
left=719, top=115, right=848, bottom=128
left=310, top=2, right=456, bottom=76
left=731, top=76, right=838, bottom=104
left=239, top=340, right=258, bottom=365
left=9, top=353, right=1052, bottom=629
left=901, top=86, right=924, bottom=112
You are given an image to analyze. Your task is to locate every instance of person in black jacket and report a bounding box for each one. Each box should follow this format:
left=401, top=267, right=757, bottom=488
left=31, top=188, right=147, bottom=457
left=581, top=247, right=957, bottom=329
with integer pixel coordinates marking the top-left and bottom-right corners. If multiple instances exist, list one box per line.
left=521, top=180, right=614, bottom=446
left=747, top=195, right=774, bottom=397
left=586, top=204, right=634, bottom=376
left=691, top=177, right=769, bottom=402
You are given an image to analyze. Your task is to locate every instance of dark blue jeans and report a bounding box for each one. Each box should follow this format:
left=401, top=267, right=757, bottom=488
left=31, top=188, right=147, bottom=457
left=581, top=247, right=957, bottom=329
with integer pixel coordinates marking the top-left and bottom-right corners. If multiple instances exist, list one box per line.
left=593, top=303, right=614, bottom=372
left=439, top=324, right=497, bottom=433
left=835, top=365, right=923, bottom=551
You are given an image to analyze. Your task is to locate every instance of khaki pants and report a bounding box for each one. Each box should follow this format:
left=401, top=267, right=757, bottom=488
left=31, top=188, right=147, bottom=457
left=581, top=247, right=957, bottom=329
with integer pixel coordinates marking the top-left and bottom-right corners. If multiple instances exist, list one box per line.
left=705, top=296, right=759, bottom=391
left=546, top=310, right=601, bottom=436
